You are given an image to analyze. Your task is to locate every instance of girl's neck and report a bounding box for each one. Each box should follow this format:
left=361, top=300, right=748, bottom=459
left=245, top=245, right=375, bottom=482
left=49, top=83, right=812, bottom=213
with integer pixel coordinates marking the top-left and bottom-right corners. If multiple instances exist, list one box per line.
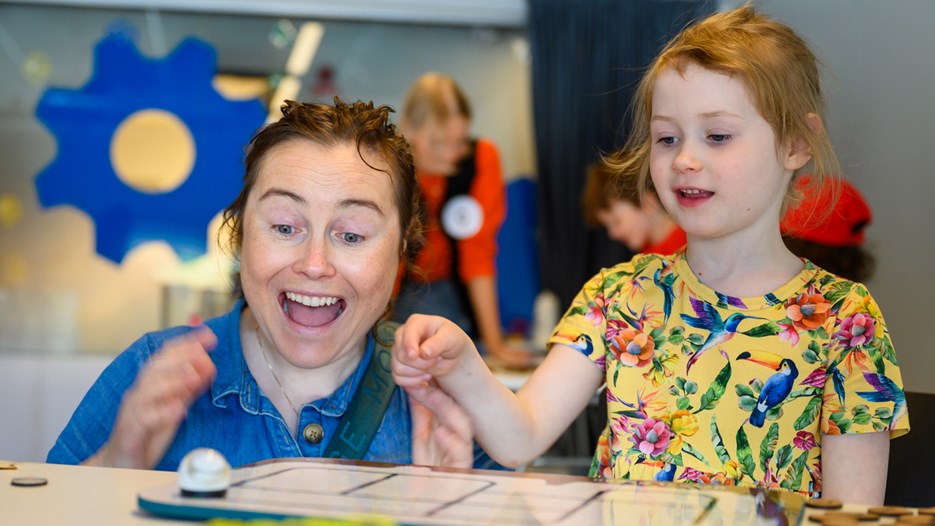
left=684, top=232, right=803, bottom=298
left=649, top=210, right=679, bottom=245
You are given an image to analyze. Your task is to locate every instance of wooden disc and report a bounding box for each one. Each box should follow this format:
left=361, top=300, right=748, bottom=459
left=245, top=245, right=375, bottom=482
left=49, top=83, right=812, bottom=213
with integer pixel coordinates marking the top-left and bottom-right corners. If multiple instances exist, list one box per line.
left=807, top=498, right=845, bottom=510
left=868, top=506, right=914, bottom=517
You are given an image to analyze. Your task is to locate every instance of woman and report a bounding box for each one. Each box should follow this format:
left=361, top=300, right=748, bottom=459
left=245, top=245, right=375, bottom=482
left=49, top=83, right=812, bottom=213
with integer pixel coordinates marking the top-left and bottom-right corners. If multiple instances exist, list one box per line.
left=47, top=99, right=478, bottom=471
left=394, top=72, right=535, bottom=369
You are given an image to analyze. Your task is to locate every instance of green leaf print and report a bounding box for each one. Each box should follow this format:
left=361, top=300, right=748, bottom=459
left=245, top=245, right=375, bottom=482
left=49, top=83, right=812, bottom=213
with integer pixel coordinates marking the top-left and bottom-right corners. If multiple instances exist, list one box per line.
left=759, top=423, right=780, bottom=474
left=735, top=383, right=755, bottom=399
left=830, top=412, right=853, bottom=433
left=815, top=326, right=829, bottom=340
left=710, top=415, right=731, bottom=464
left=567, top=304, right=591, bottom=318
left=793, top=396, right=822, bottom=430
left=775, top=445, right=793, bottom=471
left=807, top=341, right=822, bottom=360
left=780, top=451, right=808, bottom=490
left=787, top=387, right=822, bottom=402
left=882, top=338, right=898, bottom=366
left=825, top=281, right=855, bottom=304
left=677, top=396, right=691, bottom=411
left=738, top=395, right=757, bottom=412
left=684, top=381, right=698, bottom=395
left=668, top=326, right=685, bottom=345
left=681, top=442, right=711, bottom=467
left=741, top=322, right=782, bottom=338
left=852, top=405, right=872, bottom=425
left=687, top=333, right=705, bottom=347
left=819, top=273, right=836, bottom=287
left=693, top=359, right=731, bottom=414
left=874, top=407, right=893, bottom=420
left=751, top=378, right=764, bottom=393
left=736, top=427, right=756, bottom=480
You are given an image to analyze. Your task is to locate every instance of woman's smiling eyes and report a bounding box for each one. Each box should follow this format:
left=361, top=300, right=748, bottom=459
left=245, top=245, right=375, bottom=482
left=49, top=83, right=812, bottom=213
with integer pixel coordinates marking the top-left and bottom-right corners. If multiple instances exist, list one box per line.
left=274, top=224, right=296, bottom=236
left=339, top=232, right=364, bottom=245
left=270, top=223, right=367, bottom=246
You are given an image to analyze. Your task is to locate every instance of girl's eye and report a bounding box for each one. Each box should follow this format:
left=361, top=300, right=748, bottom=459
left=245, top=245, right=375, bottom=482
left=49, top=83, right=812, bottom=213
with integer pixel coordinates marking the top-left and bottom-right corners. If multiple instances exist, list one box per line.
left=340, top=232, right=363, bottom=244
left=709, top=133, right=732, bottom=143
left=274, top=224, right=295, bottom=236
left=657, top=136, right=678, bottom=146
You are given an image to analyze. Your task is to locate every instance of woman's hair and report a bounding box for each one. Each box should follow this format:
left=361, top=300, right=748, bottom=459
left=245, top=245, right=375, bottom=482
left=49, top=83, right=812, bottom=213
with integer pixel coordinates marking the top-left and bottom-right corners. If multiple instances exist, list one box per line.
left=220, top=99, right=424, bottom=296
left=605, top=5, right=840, bottom=209
left=400, top=72, right=472, bottom=131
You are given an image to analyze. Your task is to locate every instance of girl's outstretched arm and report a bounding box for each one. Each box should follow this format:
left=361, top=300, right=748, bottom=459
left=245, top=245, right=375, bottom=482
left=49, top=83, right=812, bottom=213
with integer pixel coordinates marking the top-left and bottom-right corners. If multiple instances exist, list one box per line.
left=820, top=431, right=889, bottom=505
left=393, top=314, right=603, bottom=468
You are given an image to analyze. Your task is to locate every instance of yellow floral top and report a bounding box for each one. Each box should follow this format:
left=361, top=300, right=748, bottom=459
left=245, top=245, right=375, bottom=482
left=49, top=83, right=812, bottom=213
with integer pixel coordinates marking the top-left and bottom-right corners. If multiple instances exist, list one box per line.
left=550, top=252, right=909, bottom=496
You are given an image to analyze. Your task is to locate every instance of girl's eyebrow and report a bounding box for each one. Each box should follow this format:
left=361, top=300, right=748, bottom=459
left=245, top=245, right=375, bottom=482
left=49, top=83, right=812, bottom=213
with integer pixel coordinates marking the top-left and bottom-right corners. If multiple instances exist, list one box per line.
left=651, top=111, right=742, bottom=122
left=258, top=188, right=384, bottom=217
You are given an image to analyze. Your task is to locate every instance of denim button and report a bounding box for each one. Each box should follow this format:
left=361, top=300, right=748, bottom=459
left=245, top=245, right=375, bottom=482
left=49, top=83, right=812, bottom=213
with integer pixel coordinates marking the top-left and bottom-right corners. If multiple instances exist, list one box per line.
left=303, top=423, right=324, bottom=444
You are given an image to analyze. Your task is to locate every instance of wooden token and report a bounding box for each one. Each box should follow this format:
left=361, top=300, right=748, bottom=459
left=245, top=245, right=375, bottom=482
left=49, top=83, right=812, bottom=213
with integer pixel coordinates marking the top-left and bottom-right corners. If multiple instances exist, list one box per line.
left=807, top=498, right=845, bottom=510
left=0, top=462, right=17, bottom=470
left=820, top=518, right=860, bottom=526
left=898, top=516, right=935, bottom=524
left=823, top=511, right=880, bottom=522
left=918, top=509, right=935, bottom=517
left=868, top=506, right=914, bottom=517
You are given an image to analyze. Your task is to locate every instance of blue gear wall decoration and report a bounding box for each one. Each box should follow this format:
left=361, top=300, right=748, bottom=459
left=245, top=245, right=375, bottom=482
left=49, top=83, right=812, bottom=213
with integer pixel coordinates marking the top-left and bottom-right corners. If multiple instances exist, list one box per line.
left=35, top=34, right=266, bottom=263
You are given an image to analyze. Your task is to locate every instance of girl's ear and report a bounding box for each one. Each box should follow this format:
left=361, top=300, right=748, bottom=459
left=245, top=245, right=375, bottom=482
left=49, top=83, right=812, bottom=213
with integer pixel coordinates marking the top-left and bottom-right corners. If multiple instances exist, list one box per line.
left=783, top=112, right=821, bottom=171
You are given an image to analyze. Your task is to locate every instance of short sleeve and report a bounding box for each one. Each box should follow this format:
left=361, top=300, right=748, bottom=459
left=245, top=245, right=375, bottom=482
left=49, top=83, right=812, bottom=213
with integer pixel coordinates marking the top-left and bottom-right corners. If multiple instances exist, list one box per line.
left=548, top=269, right=612, bottom=370
left=820, top=284, right=909, bottom=439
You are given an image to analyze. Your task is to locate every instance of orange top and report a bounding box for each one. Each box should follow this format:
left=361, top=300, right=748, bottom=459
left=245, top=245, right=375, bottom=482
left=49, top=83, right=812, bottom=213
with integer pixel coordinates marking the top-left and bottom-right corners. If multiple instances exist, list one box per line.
left=411, top=138, right=506, bottom=283
left=642, top=226, right=687, bottom=256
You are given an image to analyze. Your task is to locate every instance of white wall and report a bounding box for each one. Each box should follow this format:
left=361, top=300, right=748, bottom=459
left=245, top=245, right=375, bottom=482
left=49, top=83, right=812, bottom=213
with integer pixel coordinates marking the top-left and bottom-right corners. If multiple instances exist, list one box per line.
left=742, top=0, right=935, bottom=394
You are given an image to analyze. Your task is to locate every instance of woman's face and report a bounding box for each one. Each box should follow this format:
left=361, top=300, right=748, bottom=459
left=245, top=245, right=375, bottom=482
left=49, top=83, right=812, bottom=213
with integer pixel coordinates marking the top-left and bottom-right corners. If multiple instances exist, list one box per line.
left=240, top=139, right=402, bottom=369
left=408, top=115, right=470, bottom=175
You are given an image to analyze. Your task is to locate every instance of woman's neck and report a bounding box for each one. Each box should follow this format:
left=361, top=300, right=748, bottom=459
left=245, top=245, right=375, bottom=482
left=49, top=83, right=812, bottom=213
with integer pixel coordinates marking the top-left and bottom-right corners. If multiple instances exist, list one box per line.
left=240, top=309, right=365, bottom=427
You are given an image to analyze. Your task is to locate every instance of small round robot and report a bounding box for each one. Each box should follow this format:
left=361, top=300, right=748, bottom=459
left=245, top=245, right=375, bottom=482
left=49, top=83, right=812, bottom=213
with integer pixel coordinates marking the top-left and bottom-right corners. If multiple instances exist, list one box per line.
left=178, top=448, right=231, bottom=498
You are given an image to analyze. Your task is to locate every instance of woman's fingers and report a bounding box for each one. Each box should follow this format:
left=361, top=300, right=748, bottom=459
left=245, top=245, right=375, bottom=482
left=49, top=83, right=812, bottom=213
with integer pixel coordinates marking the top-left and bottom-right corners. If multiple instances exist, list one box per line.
left=103, top=328, right=218, bottom=469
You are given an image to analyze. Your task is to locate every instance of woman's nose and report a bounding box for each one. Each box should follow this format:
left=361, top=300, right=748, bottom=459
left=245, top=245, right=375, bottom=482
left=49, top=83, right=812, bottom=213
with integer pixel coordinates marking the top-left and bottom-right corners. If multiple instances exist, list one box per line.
left=293, top=237, right=336, bottom=278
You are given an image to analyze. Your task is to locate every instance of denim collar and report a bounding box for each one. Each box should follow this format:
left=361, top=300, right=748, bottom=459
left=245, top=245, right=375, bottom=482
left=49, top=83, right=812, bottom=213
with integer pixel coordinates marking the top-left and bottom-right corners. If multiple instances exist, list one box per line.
left=208, top=299, right=375, bottom=419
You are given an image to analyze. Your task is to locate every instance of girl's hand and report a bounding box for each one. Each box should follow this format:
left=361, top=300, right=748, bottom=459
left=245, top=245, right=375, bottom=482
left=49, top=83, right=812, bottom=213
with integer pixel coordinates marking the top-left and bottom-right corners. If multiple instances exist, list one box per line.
left=392, top=314, right=475, bottom=389
left=409, top=382, right=473, bottom=469
left=87, top=328, right=217, bottom=469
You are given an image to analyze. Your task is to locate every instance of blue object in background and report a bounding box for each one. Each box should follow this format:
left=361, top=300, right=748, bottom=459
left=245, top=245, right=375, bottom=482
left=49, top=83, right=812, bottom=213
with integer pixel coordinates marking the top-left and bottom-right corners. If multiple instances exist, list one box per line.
left=496, top=177, right=541, bottom=336
left=34, top=33, right=266, bottom=264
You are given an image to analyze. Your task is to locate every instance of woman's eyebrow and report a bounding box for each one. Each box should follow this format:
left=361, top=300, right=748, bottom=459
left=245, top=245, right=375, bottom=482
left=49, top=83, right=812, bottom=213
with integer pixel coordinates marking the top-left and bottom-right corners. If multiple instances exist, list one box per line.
left=258, top=187, right=306, bottom=206
left=337, top=198, right=385, bottom=217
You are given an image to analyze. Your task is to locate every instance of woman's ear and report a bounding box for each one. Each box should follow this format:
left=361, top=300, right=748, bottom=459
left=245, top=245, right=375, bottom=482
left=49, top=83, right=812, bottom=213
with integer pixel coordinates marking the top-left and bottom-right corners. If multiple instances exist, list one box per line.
left=783, top=112, right=822, bottom=171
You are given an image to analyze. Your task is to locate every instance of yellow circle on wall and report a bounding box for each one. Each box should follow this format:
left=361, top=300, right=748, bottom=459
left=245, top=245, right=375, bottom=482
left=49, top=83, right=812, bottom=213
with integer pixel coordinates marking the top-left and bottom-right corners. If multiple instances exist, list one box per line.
left=111, top=109, right=195, bottom=193
left=0, top=194, right=24, bottom=227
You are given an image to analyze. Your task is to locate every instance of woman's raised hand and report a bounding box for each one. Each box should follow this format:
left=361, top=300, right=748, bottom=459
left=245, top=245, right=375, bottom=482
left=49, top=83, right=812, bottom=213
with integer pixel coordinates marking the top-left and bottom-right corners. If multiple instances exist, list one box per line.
left=86, top=328, right=217, bottom=469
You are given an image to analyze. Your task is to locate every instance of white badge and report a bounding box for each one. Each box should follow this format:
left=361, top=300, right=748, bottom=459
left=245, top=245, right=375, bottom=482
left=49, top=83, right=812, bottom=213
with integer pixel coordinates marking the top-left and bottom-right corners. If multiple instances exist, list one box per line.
left=441, top=195, right=484, bottom=240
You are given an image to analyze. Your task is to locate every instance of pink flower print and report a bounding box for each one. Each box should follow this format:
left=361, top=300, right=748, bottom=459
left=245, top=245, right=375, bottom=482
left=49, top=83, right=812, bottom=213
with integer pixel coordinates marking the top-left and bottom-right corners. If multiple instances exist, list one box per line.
left=834, top=313, right=876, bottom=348
left=630, top=418, right=672, bottom=457
left=793, top=431, right=817, bottom=451
left=585, top=295, right=605, bottom=326
left=777, top=320, right=800, bottom=347
left=678, top=467, right=711, bottom=483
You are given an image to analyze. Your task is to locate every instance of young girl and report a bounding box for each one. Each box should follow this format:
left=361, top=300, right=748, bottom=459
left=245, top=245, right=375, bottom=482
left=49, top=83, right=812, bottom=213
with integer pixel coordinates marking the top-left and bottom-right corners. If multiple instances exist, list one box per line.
left=392, top=6, right=909, bottom=504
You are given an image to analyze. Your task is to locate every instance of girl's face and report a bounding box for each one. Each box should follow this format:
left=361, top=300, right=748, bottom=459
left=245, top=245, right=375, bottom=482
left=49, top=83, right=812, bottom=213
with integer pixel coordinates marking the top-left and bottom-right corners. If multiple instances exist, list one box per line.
left=240, top=139, right=402, bottom=370
left=648, top=63, right=810, bottom=244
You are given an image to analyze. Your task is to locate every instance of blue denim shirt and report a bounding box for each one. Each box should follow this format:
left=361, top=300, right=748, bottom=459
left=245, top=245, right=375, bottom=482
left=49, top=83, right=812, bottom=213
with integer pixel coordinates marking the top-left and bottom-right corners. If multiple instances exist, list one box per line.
left=47, top=300, right=500, bottom=471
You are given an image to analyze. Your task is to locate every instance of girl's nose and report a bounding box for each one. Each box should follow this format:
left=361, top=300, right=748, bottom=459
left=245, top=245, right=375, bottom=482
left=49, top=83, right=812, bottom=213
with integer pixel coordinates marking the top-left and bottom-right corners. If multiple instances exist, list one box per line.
left=673, top=143, right=702, bottom=174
